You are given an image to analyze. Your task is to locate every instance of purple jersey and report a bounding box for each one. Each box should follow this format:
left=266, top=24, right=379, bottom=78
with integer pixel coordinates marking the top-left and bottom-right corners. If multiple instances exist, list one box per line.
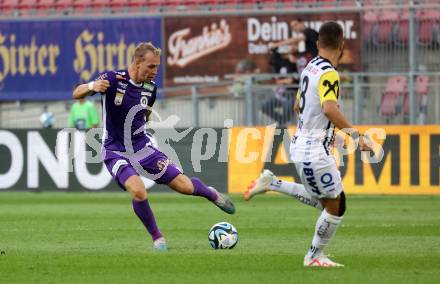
left=93, top=70, right=157, bottom=152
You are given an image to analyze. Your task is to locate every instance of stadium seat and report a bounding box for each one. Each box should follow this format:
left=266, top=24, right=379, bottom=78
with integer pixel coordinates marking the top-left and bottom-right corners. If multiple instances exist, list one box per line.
left=18, top=0, right=38, bottom=10
left=376, top=10, right=399, bottom=45
left=72, top=0, right=95, bottom=14
left=417, top=9, right=440, bottom=45
left=221, top=0, right=240, bottom=10
left=90, top=0, right=113, bottom=13
left=176, top=0, right=204, bottom=11
left=362, top=0, right=376, bottom=7
left=17, top=0, right=39, bottom=15
left=239, top=0, right=261, bottom=9
left=55, top=0, right=75, bottom=14
left=127, top=0, right=148, bottom=9
left=301, top=0, right=318, bottom=7
left=363, top=11, right=379, bottom=44
left=416, top=75, right=429, bottom=95
left=380, top=76, right=407, bottom=119
left=0, top=0, right=20, bottom=16
left=396, top=9, right=409, bottom=45
left=37, top=0, right=56, bottom=12
left=319, top=0, right=338, bottom=8
left=380, top=92, right=400, bottom=118
left=402, top=76, right=429, bottom=117
left=109, top=0, right=129, bottom=13
left=338, top=0, right=358, bottom=7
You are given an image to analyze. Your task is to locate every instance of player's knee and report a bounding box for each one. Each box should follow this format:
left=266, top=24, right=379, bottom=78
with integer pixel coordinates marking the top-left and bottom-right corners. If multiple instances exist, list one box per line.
left=338, top=191, right=346, bottom=217
left=169, top=174, right=193, bottom=194
left=130, top=188, right=147, bottom=201
left=124, top=176, right=147, bottom=201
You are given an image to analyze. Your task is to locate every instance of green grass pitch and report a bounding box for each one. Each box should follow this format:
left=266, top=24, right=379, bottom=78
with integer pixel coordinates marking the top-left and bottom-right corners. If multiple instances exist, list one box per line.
left=0, top=192, right=439, bottom=284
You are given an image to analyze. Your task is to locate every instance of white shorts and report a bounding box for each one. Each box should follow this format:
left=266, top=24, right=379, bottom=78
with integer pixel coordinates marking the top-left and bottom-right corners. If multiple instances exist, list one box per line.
left=290, top=137, right=343, bottom=199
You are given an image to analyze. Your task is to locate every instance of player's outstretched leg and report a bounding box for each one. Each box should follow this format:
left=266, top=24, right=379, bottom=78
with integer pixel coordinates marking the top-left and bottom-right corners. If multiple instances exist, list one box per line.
left=244, top=169, right=323, bottom=210
left=304, top=193, right=346, bottom=267
left=168, top=175, right=235, bottom=214
left=125, top=176, right=167, bottom=251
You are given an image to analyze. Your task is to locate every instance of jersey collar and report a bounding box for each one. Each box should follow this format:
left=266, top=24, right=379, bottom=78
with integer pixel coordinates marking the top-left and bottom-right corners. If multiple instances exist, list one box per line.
left=316, top=56, right=337, bottom=70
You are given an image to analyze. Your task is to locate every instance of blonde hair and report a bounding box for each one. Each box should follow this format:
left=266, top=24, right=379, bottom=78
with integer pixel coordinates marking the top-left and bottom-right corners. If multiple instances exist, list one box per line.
left=133, top=42, right=161, bottom=62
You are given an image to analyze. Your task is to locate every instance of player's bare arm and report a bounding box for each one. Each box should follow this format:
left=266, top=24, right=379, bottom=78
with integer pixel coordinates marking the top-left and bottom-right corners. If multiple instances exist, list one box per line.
left=322, top=101, right=372, bottom=151
left=269, top=34, right=304, bottom=49
left=294, top=98, right=300, bottom=114
left=72, top=80, right=110, bottom=100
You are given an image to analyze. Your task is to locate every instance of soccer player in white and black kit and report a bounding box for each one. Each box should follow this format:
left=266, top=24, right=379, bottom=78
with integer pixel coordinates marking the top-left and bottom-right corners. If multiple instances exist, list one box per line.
left=245, top=22, right=372, bottom=267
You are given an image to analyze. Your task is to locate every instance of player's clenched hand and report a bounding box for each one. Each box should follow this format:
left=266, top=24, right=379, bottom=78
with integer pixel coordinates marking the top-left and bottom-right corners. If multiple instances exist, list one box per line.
left=93, top=80, right=110, bottom=92
left=358, top=135, right=373, bottom=152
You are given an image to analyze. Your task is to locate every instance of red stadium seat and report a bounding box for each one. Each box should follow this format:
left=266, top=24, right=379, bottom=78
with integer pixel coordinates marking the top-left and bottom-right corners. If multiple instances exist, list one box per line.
left=93, top=0, right=111, bottom=8
left=109, top=0, right=129, bottom=13
left=55, top=0, right=75, bottom=14
left=18, top=0, right=38, bottom=9
left=417, top=10, right=440, bottom=44
left=380, top=76, right=407, bottom=119
left=376, top=10, right=399, bottom=45
left=384, top=76, right=407, bottom=94
left=241, top=0, right=259, bottom=8
left=301, top=0, right=318, bottom=7
left=380, top=92, right=400, bottom=118
left=127, top=0, right=148, bottom=10
left=402, top=76, right=429, bottom=116
left=37, top=0, right=56, bottom=10
left=338, top=0, right=358, bottom=7
left=319, top=0, right=338, bottom=8
left=362, top=0, right=376, bottom=7
left=147, top=0, right=167, bottom=12
left=396, top=9, right=409, bottom=44
left=363, top=11, right=379, bottom=43
left=90, top=0, right=113, bottom=13
left=0, top=0, right=20, bottom=16
left=18, top=0, right=39, bottom=15
left=416, top=76, right=429, bottom=95
left=221, top=0, right=240, bottom=10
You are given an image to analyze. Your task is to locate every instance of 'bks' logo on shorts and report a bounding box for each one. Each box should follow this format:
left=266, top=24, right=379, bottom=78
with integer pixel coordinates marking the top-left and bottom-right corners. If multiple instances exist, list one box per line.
left=114, top=92, right=124, bottom=106
left=157, top=159, right=170, bottom=171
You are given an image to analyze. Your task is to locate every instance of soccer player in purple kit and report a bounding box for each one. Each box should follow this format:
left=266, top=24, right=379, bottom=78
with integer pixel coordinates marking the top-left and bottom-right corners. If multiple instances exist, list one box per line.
left=72, top=42, right=235, bottom=251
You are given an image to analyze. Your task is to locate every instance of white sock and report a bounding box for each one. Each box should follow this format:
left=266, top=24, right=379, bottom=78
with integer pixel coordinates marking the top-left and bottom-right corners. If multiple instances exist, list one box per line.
left=306, top=209, right=343, bottom=259
left=268, top=179, right=323, bottom=210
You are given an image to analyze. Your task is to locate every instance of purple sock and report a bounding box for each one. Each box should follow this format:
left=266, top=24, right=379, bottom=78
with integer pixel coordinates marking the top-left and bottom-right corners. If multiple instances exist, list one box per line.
left=132, top=199, right=162, bottom=241
left=191, top=177, right=218, bottom=202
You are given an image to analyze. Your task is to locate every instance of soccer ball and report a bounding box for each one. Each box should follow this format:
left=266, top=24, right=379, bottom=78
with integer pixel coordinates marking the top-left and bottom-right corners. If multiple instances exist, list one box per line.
left=208, top=222, right=238, bottom=249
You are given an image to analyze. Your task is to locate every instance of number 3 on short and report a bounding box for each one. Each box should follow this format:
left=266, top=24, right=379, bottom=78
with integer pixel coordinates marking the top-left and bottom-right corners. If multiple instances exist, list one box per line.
left=299, top=76, right=309, bottom=114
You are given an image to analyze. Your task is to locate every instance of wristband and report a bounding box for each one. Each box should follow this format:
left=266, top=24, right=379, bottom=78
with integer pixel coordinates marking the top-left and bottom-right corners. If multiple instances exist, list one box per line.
left=87, top=81, right=94, bottom=91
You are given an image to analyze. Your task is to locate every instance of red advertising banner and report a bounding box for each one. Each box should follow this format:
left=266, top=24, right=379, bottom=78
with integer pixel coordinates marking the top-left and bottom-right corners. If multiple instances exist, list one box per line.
left=164, top=13, right=361, bottom=87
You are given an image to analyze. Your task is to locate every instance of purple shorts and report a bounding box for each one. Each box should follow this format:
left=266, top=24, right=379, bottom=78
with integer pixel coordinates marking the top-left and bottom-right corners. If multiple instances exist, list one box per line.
left=103, top=146, right=182, bottom=190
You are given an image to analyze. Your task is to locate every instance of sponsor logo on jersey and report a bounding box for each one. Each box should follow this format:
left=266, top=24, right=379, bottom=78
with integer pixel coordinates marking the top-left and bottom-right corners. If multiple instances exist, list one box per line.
left=322, top=80, right=339, bottom=97
left=140, top=96, right=149, bottom=108
left=96, top=73, right=108, bottom=80
left=117, top=88, right=126, bottom=94
left=118, top=82, right=128, bottom=89
left=143, top=83, right=155, bottom=91
left=141, top=91, right=152, bottom=97
left=114, top=92, right=124, bottom=106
